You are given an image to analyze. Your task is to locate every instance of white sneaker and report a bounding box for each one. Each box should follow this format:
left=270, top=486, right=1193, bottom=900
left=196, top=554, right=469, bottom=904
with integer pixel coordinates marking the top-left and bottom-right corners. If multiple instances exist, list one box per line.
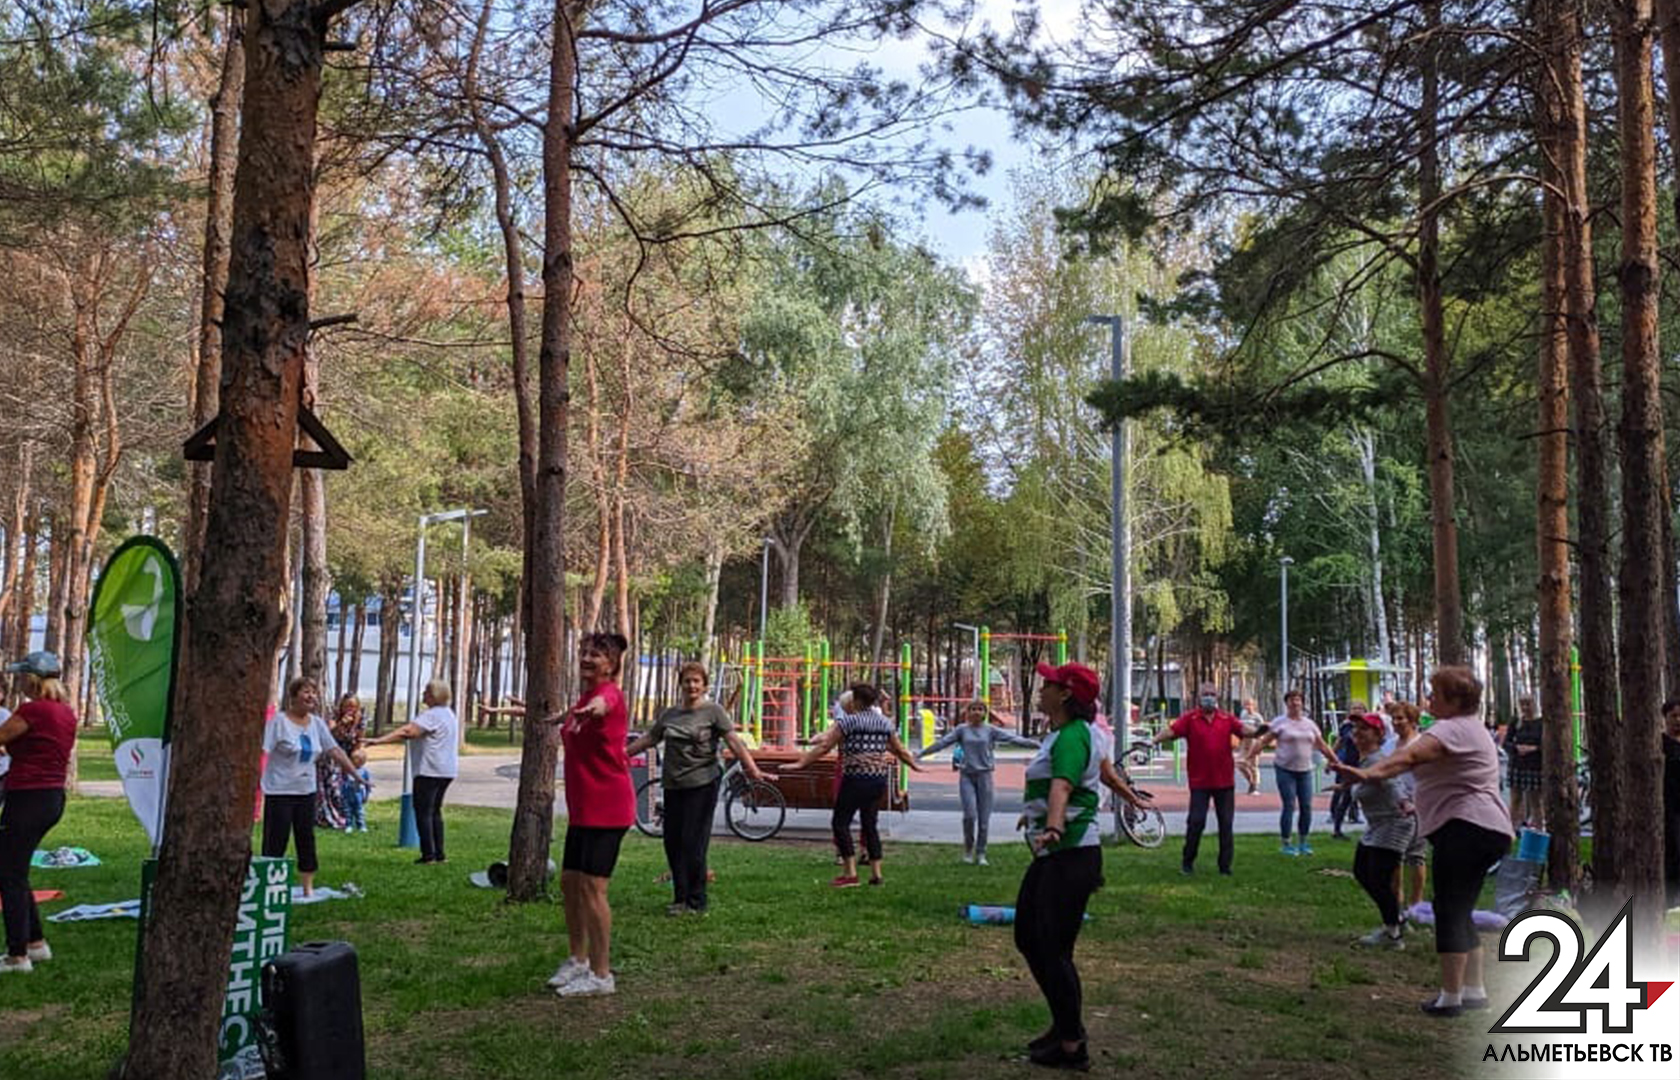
left=547, top=956, right=588, bottom=988
left=961, top=850, right=974, bottom=864
left=26, top=942, right=51, bottom=962
left=977, top=854, right=989, bottom=866
left=556, top=970, right=615, bottom=997
left=0, top=957, right=33, bottom=974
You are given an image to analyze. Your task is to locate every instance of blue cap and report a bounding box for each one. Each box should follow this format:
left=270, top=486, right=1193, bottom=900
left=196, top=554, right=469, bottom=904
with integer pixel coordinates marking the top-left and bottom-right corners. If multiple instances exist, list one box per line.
left=4, top=651, right=61, bottom=678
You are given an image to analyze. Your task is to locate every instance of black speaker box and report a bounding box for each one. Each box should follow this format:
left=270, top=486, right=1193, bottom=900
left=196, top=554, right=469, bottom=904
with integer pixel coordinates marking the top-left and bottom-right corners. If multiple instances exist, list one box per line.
left=259, top=940, right=366, bottom=1080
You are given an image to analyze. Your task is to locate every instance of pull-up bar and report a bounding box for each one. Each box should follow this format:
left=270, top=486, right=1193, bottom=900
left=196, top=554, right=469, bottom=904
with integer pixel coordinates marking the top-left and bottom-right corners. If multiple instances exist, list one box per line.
left=978, top=626, right=1068, bottom=708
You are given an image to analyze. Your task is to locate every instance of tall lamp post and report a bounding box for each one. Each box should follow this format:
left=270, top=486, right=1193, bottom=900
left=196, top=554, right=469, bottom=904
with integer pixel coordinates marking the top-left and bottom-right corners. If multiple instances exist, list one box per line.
left=1279, top=555, right=1294, bottom=707
left=400, top=507, right=485, bottom=847
left=759, top=537, right=772, bottom=640
left=1086, top=314, right=1131, bottom=723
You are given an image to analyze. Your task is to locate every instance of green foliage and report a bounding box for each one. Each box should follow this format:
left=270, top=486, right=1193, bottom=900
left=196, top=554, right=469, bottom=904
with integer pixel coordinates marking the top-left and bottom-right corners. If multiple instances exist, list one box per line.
left=763, top=601, right=818, bottom=658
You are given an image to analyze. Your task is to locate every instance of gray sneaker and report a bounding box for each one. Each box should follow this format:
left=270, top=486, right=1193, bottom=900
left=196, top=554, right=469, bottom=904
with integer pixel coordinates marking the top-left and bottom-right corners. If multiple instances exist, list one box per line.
left=1357, top=926, right=1404, bottom=949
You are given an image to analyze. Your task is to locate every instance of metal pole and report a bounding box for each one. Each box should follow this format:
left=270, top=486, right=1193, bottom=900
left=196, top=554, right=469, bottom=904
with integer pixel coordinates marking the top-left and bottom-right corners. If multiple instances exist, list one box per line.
left=400, top=519, right=427, bottom=848
left=1088, top=315, right=1132, bottom=723
left=1280, top=556, right=1293, bottom=708
left=457, top=515, right=472, bottom=749
left=759, top=538, right=771, bottom=641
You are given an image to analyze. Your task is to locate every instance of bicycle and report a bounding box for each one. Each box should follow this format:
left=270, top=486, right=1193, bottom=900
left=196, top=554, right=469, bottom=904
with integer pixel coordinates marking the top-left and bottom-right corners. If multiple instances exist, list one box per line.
left=633, top=758, right=788, bottom=842
left=1110, top=764, right=1166, bottom=848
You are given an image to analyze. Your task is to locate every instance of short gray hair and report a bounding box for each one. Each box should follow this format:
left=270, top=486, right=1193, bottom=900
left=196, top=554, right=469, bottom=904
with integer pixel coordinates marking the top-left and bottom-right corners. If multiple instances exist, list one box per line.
left=425, top=680, right=453, bottom=707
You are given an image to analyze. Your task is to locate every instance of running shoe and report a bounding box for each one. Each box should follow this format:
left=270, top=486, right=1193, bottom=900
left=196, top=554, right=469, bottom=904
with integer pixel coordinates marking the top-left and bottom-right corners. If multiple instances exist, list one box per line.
left=547, top=956, right=588, bottom=988
left=830, top=875, right=860, bottom=889
left=557, top=971, right=615, bottom=998
left=1280, top=843, right=1298, bottom=856
left=1297, top=842, right=1314, bottom=856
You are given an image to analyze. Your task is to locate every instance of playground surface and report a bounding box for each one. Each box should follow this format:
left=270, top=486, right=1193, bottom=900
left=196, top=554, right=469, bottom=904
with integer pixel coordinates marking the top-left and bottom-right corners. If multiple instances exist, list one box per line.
left=3, top=797, right=1494, bottom=1080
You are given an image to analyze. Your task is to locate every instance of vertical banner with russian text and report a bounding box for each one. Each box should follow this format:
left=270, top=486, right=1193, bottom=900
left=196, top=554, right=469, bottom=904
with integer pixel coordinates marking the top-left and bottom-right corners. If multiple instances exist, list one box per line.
left=86, top=536, right=181, bottom=846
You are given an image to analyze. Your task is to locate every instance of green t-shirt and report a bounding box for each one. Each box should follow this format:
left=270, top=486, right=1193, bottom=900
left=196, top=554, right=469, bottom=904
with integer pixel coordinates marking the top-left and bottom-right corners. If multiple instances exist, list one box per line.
left=1022, top=719, right=1102, bottom=851
left=649, top=701, right=735, bottom=790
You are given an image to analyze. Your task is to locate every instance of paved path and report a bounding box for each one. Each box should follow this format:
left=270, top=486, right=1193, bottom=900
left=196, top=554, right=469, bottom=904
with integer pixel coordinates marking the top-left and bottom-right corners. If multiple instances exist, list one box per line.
left=79, top=749, right=1369, bottom=845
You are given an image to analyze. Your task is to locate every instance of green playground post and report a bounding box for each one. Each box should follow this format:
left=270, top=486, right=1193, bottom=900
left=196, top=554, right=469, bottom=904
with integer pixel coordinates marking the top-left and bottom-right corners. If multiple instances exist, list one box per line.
left=1173, top=738, right=1182, bottom=785
left=980, top=626, right=992, bottom=706
left=801, top=643, right=814, bottom=742
left=899, top=641, right=913, bottom=795
left=753, top=640, right=765, bottom=744
left=1055, top=629, right=1068, bottom=666
left=819, top=638, right=831, bottom=725
left=1570, top=645, right=1583, bottom=764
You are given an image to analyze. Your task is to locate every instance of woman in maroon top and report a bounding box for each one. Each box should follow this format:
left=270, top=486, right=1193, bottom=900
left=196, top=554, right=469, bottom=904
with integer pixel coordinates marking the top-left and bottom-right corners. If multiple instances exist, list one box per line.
left=544, top=632, right=634, bottom=999
left=0, top=651, right=78, bottom=974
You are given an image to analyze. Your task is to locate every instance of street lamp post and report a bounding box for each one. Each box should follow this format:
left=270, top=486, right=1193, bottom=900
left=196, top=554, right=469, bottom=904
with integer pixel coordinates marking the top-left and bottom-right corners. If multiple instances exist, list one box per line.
left=399, top=507, right=485, bottom=847
left=1086, top=314, right=1131, bottom=723
left=759, top=537, right=772, bottom=641
left=1279, top=555, right=1294, bottom=706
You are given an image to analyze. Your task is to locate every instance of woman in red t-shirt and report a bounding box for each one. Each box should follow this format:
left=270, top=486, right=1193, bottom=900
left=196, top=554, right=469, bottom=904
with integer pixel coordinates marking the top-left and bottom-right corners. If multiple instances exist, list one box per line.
left=545, top=632, right=633, bottom=999
left=0, top=651, right=77, bottom=974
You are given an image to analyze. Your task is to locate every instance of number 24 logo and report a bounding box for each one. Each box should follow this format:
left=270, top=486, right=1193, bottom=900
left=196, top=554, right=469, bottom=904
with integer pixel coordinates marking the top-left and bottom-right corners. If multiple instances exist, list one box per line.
left=1491, top=900, right=1672, bottom=1034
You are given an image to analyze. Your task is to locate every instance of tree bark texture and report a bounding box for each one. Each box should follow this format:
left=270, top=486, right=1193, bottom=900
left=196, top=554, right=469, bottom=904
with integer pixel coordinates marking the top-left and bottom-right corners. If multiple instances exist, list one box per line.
left=1418, top=0, right=1464, bottom=667
left=122, top=2, right=336, bottom=1073
left=507, top=0, right=585, bottom=902
left=1610, top=0, right=1667, bottom=933
left=347, top=600, right=365, bottom=698
left=1534, top=31, right=1579, bottom=884
left=186, top=2, right=246, bottom=596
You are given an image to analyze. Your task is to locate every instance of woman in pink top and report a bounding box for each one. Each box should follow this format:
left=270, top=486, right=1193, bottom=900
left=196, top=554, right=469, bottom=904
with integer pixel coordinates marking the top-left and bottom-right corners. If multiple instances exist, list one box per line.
left=1331, top=667, right=1512, bottom=1019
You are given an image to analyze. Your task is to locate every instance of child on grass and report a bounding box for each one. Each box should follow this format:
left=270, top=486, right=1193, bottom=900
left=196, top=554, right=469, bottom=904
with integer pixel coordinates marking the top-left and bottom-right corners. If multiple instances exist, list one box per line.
left=341, top=747, right=372, bottom=833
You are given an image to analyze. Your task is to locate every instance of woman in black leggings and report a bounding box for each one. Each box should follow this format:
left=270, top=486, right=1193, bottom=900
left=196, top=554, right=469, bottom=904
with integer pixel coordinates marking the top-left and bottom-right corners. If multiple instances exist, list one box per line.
left=1331, top=667, right=1512, bottom=1017
left=370, top=680, right=460, bottom=864
left=0, top=652, right=76, bottom=974
left=788, top=684, right=921, bottom=887
left=261, top=677, right=365, bottom=895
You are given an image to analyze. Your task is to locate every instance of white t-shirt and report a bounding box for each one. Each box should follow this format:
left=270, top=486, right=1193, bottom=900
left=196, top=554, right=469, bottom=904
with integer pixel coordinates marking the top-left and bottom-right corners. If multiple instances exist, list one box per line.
left=410, top=706, right=459, bottom=779
left=261, top=713, right=339, bottom=795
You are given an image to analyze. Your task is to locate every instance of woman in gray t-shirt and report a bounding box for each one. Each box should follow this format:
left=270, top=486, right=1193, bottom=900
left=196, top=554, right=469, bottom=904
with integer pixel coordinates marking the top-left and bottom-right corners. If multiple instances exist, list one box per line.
left=1342, top=713, right=1416, bottom=949
left=626, top=663, right=762, bottom=914
left=916, top=700, right=1038, bottom=864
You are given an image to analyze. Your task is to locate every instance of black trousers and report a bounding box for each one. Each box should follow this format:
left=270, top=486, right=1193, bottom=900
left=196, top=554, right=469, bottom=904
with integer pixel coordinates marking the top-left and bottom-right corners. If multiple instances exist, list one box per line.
left=663, top=779, right=720, bottom=910
left=1015, top=845, right=1104, bottom=1044
left=262, top=793, right=319, bottom=873
left=413, top=776, right=453, bottom=862
left=1183, top=786, right=1235, bottom=872
left=1429, top=819, right=1510, bottom=954
left=1353, top=844, right=1403, bottom=927
left=0, top=788, right=65, bottom=957
left=1329, top=785, right=1353, bottom=832
left=832, top=776, right=886, bottom=862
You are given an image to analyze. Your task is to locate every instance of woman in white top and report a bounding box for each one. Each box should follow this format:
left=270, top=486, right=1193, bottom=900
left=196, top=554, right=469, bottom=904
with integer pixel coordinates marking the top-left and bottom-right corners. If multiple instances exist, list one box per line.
left=369, top=680, right=460, bottom=864
left=1253, top=690, right=1336, bottom=856
left=261, top=677, right=365, bottom=896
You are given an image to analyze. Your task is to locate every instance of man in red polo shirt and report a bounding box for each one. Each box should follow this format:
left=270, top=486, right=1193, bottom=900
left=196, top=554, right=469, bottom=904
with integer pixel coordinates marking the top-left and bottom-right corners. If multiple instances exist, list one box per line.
left=1153, top=681, right=1265, bottom=876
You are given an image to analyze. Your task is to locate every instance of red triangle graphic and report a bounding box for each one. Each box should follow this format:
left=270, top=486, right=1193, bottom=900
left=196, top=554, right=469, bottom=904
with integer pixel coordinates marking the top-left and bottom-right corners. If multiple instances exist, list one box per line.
left=1646, top=981, right=1673, bottom=1006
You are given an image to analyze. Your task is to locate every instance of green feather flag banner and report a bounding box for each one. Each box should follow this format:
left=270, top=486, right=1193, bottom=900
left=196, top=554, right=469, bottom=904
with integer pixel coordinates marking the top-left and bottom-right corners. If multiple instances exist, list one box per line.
left=86, top=536, right=182, bottom=848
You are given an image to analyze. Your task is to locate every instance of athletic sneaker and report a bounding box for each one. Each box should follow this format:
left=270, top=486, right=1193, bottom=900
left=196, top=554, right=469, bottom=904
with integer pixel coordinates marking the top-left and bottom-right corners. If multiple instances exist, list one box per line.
left=547, top=956, right=589, bottom=988
left=556, top=971, right=615, bottom=998
left=977, top=854, right=990, bottom=866
left=961, top=849, right=975, bottom=864
left=666, top=902, right=688, bottom=917
left=1357, top=927, right=1404, bottom=950
left=0, top=957, right=33, bottom=974
left=26, top=943, right=51, bottom=962
left=830, top=875, right=860, bottom=889
left=1297, top=843, right=1314, bottom=856
left=1280, top=843, right=1298, bottom=856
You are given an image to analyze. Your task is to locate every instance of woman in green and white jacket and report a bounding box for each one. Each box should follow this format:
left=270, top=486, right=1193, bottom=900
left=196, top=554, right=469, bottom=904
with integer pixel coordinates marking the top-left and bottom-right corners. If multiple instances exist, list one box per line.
left=1015, top=660, right=1106, bottom=1071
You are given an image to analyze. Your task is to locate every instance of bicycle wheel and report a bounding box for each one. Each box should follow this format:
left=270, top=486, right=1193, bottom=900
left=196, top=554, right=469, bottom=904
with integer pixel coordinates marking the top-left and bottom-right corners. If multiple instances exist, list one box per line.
left=1126, top=741, right=1153, bottom=768
left=1121, top=803, right=1167, bottom=848
left=633, top=777, right=665, bottom=838
left=725, top=778, right=786, bottom=841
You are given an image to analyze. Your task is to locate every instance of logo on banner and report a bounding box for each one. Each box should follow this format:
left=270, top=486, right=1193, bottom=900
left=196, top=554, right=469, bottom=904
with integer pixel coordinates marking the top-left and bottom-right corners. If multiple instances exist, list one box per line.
left=121, top=555, right=165, bottom=642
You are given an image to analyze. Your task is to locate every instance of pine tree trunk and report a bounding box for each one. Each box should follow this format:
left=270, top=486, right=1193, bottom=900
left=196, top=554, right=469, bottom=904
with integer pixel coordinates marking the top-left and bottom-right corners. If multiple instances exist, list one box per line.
left=43, top=515, right=67, bottom=656
left=699, top=544, right=722, bottom=670
left=1561, top=0, right=1619, bottom=893
left=374, top=581, right=399, bottom=734
left=12, top=509, right=40, bottom=661
left=300, top=467, right=328, bottom=685
left=1610, top=0, right=1667, bottom=934
left=507, top=0, right=584, bottom=901
left=334, top=596, right=347, bottom=699
left=1534, top=79, right=1579, bottom=883
left=121, top=1, right=343, bottom=1072
left=185, top=2, right=245, bottom=596
left=0, top=444, right=32, bottom=653
left=1418, top=0, right=1463, bottom=666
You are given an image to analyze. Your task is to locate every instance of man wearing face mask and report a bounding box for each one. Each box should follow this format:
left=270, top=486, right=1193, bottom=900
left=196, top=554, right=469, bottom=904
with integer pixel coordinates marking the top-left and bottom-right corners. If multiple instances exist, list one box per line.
left=1153, top=682, right=1266, bottom=875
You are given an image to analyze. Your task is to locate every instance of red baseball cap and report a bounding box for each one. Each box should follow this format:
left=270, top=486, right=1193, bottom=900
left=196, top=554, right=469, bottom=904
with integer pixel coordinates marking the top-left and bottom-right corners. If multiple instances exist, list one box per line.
left=1036, top=661, right=1101, bottom=706
left=1354, top=712, right=1385, bottom=732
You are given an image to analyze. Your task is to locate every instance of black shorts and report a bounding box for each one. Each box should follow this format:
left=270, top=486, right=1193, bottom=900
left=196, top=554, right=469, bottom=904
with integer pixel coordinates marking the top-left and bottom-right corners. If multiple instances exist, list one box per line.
left=562, top=825, right=628, bottom=878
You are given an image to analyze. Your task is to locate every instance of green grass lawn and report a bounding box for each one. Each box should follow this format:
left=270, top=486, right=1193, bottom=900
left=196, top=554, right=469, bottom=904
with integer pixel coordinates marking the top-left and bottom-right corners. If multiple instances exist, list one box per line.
left=3, top=798, right=1500, bottom=1080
